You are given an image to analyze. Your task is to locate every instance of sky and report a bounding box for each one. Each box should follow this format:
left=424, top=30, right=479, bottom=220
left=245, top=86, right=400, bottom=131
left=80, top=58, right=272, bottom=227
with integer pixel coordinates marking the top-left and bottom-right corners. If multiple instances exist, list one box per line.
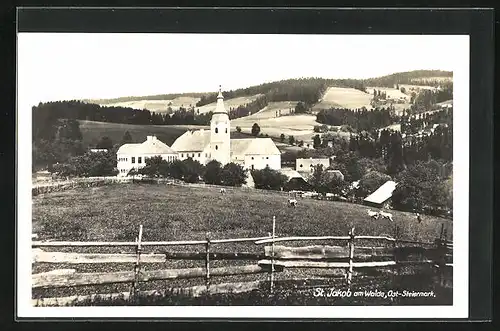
left=18, top=33, right=464, bottom=105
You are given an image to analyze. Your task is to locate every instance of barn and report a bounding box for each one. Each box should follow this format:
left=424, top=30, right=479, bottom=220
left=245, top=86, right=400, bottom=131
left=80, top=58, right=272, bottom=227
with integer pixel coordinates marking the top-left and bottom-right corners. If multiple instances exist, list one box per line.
left=363, top=180, right=398, bottom=208
left=280, top=168, right=313, bottom=192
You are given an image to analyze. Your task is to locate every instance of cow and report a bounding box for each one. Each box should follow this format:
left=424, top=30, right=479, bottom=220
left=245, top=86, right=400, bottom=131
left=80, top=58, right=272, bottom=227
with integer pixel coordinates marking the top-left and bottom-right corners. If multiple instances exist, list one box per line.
left=288, top=199, right=297, bottom=208
left=415, top=213, right=423, bottom=223
left=379, top=211, right=394, bottom=222
left=367, top=209, right=380, bottom=219
left=220, top=188, right=226, bottom=195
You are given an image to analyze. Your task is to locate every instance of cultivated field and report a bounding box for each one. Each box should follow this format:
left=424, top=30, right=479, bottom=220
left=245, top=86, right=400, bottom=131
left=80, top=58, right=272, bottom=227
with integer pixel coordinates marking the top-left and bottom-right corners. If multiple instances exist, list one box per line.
left=313, top=87, right=373, bottom=111
left=196, top=94, right=264, bottom=114
left=366, top=86, right=409, bottom=100
left=100, top=96, right=201, bottom=113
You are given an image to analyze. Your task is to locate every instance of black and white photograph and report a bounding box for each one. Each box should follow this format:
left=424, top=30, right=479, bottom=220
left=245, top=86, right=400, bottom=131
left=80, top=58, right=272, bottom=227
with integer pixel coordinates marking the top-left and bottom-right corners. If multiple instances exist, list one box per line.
left=15, top=8, right=478, bottom=320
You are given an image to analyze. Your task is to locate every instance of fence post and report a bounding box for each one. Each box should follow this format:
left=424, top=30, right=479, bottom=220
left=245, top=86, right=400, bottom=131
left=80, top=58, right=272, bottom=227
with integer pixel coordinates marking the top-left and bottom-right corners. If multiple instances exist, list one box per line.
left=270, top=216, right=276, bottom=294
left=346, top=227, right=355, bottom=286
left=205, top=232, right=211, bottom=292
left=131, top=224, right=143, bottom=301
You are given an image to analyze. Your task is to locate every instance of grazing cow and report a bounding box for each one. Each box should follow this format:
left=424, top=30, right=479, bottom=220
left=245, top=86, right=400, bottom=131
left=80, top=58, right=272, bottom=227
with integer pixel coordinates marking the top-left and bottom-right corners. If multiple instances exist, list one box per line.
left=367, top=209, right=380, bottom=219
left=415, top=213, right=422, bottom=223
left=220, top=188, right=226, bottom=195
left=288, top=199, right=297, bottom=208
left=379, top=211, right=394, bottom=222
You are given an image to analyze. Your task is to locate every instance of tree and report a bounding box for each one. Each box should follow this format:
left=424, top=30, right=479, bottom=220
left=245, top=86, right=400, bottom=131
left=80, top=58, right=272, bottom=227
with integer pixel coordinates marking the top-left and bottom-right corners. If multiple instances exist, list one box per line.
left=280, top=133, right=285, bottom=143
left=295, top=101, right=308, bottom=114
left=121, top=131, right=133, bottom=144
left=96, top=136, right=114, bottom=150
left=236, top=126, right=242, bottom=133
left=251, top=166, right=288, bottom=191
left=400, top=87, right=406, bottom=94
left=221, top=163, right=247, bottom=187
left=251, top=123, right=261, bottom=136
left=203, top=160, right=223, bottom=185
left=165, top=159, right=185, bottom=180
left=313, top=134, right=322, bottom=149
left=298, top=140, right=304, bottom=147
left=357, top=171, right=392, bottom=198
left=181, top=158, right=205, bottom=183
left=308, top=164, right=348, bottom=195
left=288, top=135, right=295, bottom=145
left=392, top=160, right=448, bottom=214
left=52, top=151, right=117, bottom=178
left=139, top=156, right=170, bottom=178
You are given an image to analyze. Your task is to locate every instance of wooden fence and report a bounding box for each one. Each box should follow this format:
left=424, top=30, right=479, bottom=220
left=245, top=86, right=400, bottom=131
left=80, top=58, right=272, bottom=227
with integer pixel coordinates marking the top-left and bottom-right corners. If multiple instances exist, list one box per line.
left=31, top=220, right=452, bottom=306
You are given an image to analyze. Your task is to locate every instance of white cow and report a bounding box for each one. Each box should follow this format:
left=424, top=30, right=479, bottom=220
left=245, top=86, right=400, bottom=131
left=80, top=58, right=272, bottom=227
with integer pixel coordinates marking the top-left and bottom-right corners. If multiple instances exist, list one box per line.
left=288, top=199, right=297, bottom=208
left=220, top=188, right=226, bottom=195
left=367, top=209, right=380, bottom=219
left=415, top=213, right=422, bottom=223
left=379, top=211, right=394, bottom=222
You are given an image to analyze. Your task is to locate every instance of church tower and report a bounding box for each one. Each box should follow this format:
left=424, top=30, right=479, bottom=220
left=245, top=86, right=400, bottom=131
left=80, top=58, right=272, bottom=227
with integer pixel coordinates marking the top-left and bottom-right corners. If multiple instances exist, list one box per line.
left=209, top=86, right=231, bottom=165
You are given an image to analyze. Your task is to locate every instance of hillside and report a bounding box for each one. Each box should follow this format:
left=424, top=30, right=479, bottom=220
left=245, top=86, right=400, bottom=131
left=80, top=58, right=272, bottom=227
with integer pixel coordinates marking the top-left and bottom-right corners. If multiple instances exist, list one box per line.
left=78, top=120, right=251, bottom=148
left=312, top=87, right=373, bottom=110
left=100, top=96, right=202, bottom=113
left=197, top=94, right=264, bottom=114
left=84, top=70, right=452, bottom=109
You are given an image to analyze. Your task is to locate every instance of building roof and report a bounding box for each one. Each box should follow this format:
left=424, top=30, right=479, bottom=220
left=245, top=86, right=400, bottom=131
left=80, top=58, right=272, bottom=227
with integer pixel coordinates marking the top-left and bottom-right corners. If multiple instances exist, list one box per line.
left=296, top=158, right=330, bottom=171
left=171, top=129, right=211, bottom=152
left=117, top=136, right=176, bottom=155
left=363, top=180, right=397, bottom=205
left=231, top=138, right=281, bottom=156
left=279, top=168, right=305, bottom=180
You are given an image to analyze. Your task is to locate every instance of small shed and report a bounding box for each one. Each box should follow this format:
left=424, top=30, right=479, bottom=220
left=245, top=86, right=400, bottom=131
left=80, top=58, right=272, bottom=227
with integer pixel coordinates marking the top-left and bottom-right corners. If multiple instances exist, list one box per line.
left=363, top=180, right=397, bottom=208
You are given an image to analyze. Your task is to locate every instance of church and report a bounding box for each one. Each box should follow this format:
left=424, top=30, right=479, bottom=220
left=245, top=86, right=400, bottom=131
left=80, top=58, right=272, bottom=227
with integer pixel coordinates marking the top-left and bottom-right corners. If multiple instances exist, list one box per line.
left=116, top=87, right=281, bottom=176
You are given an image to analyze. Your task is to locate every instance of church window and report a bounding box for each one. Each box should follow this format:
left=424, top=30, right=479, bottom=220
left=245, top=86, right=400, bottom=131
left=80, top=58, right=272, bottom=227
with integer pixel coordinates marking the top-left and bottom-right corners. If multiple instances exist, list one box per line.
left=215, top=145, right=218, bottom=150
left=225, top=128, right=227, bottom=133
left=181, top=153, right=184, bottom=157
left=300, top=164, right=303, bottom=168
left=215, top=128, right=218, bottom=133
left=132, top=157, right=135, bottom=164
left=266, top=157, right=269, bottom=159
left=198, top=153, right=201, bottom=157
left=251, top=157, right=254, bottom=160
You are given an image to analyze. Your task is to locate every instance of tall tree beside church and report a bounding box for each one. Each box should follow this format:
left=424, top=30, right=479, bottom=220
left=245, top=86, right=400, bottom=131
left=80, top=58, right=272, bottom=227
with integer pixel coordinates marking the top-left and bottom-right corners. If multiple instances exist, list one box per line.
left=203, top=160, right=223, bottom=185
left=251, top=123, right=261, bottom=136
left=221, top=163, right=247, bottom=187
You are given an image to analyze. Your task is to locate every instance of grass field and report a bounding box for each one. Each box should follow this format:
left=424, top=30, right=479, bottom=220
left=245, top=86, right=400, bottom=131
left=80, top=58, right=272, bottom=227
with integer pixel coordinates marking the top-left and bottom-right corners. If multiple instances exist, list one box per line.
left=33, top=183, right=451, bottom=244
left=366, top=86, right=409, bottom=100
left=31, top=183, right=452, bottom=302
left=99, top=96, right=201, bottom=113
left=313, top=87, right=373, bottom=110
left=196, top=94, right=264, bottom=114
left=78, top=120, right=250, bottom=148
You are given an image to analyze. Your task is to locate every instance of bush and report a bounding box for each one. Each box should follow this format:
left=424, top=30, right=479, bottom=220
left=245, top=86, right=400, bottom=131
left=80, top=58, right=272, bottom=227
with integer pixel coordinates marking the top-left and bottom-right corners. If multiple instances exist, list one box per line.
left=221, top=163, right=247, bottom=187
left=251, top=166, right=288, bottom=191
left=203, top=160, right=223, bottom=185
left=51, top=151, right=117, bottom=178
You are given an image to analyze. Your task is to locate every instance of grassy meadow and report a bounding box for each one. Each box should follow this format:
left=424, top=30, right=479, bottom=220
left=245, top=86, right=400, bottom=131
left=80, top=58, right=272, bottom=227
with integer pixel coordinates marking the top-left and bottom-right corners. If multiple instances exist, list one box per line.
left=33, top=183, right=451, bottom=244
left=313, top=87, right=373, bottom=110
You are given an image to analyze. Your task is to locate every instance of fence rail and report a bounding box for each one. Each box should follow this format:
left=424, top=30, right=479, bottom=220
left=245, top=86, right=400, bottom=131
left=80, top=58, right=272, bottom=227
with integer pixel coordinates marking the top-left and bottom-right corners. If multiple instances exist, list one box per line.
left=31, top=218, right=453, bottom=306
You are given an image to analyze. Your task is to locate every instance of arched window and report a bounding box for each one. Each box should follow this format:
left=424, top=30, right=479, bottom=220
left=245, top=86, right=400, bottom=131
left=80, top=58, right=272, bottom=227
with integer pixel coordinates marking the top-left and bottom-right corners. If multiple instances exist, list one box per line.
left=215, top=127, right=218, bottom=133
left=215, top=145, right=218, bottom=150
left=225, top=128, right=227, bottom=133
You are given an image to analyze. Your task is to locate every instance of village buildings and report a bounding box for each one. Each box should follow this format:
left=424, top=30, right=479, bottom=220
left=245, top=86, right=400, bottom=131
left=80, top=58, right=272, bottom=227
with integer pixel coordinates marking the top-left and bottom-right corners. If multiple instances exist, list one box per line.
left=116, top=87, right=281, bottom=176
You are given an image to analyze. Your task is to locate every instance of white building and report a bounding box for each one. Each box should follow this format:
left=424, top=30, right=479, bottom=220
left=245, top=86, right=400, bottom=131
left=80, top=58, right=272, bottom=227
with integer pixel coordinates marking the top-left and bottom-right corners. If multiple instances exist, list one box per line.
left=116, top=136, right=178, bottom=176
left=296, top=158, right=330, bottom=173
left=171, top=87, right=281, bottom=171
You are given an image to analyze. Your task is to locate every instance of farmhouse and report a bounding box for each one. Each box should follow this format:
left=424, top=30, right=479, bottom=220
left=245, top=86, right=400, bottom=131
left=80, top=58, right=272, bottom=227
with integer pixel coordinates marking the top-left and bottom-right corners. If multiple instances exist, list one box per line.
left=363, top=180, right=398, bottom=208
left=296, top=158, right=330, bottom=173
left=170, top=87, right=281, bottom=170
left=116, top=136, right=178, bottom=176
left=280, top=168, right=312, bottom=191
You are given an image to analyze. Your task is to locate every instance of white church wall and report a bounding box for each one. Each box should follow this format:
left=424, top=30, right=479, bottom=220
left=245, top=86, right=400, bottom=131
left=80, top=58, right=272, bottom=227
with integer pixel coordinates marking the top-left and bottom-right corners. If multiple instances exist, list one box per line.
left=243, top=154, right=281, bottom=171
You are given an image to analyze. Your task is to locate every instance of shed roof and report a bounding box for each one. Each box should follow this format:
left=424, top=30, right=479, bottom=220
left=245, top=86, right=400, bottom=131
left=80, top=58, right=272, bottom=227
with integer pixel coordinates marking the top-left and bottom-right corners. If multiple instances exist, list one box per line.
left=363, top=180, right=397, bottom=204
